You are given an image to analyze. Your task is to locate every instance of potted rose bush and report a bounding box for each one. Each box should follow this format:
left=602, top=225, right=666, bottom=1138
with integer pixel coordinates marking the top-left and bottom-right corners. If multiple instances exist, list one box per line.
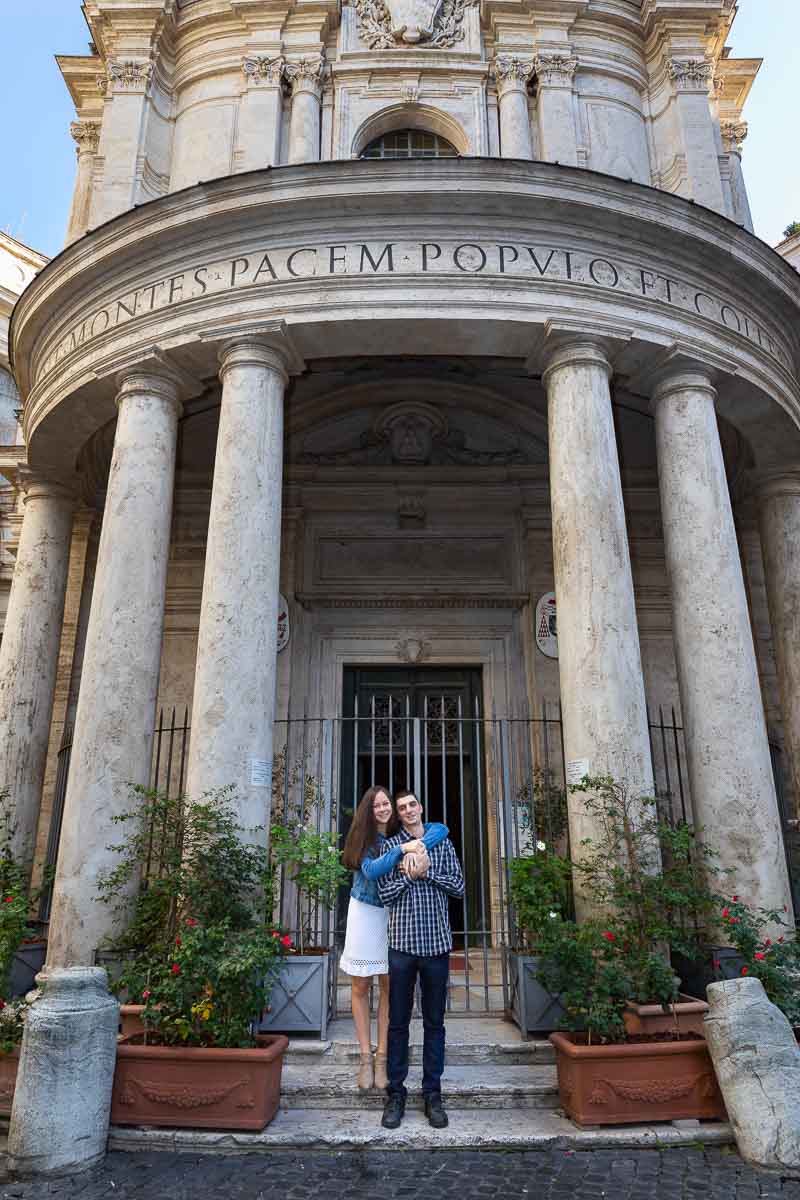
left=714, top=896, right=800, bottom=1030
left=97, top=786, right=291, bottom=1130
left=538, top=776, right=728, bottom=1126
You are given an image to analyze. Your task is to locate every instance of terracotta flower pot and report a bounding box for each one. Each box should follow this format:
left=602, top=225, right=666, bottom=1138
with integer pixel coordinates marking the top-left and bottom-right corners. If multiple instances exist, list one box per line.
left=119, top=1004, right=146, bottom=1038
left=549, top=1031, right=726, bottom=1127
left=111, top=1033, right=289, bottom=1130
left=623, top=994, right=709, bottom=1037
left=0, top=1049, right=19, bottom=1116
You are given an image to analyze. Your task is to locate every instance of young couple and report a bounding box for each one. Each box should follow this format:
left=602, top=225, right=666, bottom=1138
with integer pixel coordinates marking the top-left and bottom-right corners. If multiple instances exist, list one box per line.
left=341, top=784, right=465, bottom=1130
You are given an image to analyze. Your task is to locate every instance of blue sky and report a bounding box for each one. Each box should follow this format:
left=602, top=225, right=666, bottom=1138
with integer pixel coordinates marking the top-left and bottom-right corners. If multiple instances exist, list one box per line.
left=1, top=1, right=797, bottom=258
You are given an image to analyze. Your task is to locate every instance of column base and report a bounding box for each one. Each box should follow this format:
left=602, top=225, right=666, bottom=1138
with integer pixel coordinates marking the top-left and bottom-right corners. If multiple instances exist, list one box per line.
left=7, top=967, right=119, bottom=1177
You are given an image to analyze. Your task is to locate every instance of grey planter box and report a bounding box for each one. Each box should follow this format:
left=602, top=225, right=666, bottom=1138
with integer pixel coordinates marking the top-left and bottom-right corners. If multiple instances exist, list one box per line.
left=257, top=951, right=336, bottom=1041
left=8, top=942, right=47, bottom=998
left=507, top=950, right=565, bottom=1037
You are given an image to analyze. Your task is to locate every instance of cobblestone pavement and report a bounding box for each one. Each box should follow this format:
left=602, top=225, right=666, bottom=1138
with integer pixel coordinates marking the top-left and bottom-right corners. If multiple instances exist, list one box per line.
left=2, top=1148, right=800, bottom=1200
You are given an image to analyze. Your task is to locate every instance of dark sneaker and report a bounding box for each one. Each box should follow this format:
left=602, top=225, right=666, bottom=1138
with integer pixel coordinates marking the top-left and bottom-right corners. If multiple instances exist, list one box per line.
left=424, top=1094, right=449, bottom=1129
left=381, top=1093, right=405, bottom=1129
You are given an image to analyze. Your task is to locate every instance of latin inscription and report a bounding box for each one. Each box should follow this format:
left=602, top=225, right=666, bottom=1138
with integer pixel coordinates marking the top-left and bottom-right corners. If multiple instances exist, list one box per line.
left=38, top=240, right=790, bottom=378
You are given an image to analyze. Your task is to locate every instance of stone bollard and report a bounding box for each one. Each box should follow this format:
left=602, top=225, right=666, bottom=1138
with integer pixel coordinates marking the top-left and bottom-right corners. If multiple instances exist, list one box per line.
left=705, top=976, right=800, bottom=1175
left=7, top=967, right=120, bottom=1177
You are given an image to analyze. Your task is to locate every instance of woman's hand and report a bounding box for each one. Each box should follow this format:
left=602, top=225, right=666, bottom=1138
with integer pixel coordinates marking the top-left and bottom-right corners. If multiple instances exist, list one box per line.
left=400, top=849, right=430, bottom=880
left=400, top=839, right=425, bottom=855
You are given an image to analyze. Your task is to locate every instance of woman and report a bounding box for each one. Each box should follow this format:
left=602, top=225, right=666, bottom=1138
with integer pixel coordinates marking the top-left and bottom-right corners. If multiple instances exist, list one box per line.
left=340, top=784, right=448, bottom=1090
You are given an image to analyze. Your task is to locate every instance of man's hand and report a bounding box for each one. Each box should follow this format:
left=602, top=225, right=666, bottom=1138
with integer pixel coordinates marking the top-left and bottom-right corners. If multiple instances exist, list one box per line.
left=400, top=839, right=425, bottom=855
left=399, top=848, right=430, bottom=880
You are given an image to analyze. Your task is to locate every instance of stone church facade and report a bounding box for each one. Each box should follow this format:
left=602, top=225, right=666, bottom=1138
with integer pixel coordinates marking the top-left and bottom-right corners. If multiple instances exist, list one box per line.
left=1, top=0, right=800, bottom=1171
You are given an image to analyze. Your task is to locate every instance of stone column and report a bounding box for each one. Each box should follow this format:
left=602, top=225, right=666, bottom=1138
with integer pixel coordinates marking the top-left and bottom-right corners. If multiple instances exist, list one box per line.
left=8, top=367, right=181, bottom=1178
left=46, top=368, right=182, bottom=967
left=494, top=56, right=534, bottom=160
left=667, top=59, right=726, bottom=215
left=238, top=56, right=285, bottom=171
left=66, top=121, right=101, bottom=244
left=544, top=341, right=655, bottom=918
left=285, top=55, right=325, bottom=165
left=757, top=471, right=800, bottom=817
left=534, top=52, right=579, bottom=166
left=183, top=339, right=289, bottom=838
left=89, top=60, right=153, bottom=226
left=0, top=473, right=74, bottom=873
left=652, top=369, right=793, bottom=918
left=720, top=119, right=754, bottom=232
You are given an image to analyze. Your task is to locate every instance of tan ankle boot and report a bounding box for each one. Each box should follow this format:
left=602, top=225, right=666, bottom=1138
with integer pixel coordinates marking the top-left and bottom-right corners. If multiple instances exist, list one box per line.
left=374, top=1053, right=388, bottom=1090
left=356, top=1053, right=374, bottom=1091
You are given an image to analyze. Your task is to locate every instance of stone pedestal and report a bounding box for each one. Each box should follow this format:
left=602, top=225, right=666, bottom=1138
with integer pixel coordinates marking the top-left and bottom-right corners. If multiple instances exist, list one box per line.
left=7, top=968, right=120, bottom=1176
left=653, top=370, right=793, bottom=919
left=46, top=368, right=182, bottom=967
left=0, top=473, right=75, bottom=874
left=705, top=977, right=800, bottom=1174
left=544, top=341, right=654, bottom=918
left=286, top=58, right=325, bottom=164
left=183, top=340, right=289, bottom=837
left=758, top=471, right=800, bottom=817
left=494, top=57, right=534, bottom=160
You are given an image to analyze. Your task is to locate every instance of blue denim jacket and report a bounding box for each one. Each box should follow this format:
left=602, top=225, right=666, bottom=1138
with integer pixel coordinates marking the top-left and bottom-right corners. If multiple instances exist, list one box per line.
left=350, top=823, right=449, bottom=908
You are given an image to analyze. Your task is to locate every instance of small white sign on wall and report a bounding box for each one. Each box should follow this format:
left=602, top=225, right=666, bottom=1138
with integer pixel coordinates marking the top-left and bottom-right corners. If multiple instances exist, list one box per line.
left=566, top=759, right=591, bottom=787
left=535, top=591, right=558, bottom=659
left=251, top=758, right=272, bottom=789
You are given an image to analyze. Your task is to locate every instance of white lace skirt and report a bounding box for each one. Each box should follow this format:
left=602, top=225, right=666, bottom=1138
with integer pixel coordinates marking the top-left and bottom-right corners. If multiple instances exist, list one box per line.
left=340, top=896, right=389, bottom=977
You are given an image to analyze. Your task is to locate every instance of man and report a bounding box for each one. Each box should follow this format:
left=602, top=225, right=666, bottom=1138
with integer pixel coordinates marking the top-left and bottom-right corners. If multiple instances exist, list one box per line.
left=376, top=789, right=465, bottom=1130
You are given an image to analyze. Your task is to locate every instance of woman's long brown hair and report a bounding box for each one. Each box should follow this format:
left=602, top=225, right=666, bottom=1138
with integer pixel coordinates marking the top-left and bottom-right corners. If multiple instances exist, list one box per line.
left=342, top=785, right=397, bottom=870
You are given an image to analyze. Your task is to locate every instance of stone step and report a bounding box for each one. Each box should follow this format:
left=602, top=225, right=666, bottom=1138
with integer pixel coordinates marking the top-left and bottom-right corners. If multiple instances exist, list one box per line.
left=279, top=1062, right=559, bottom=1110
left=109, top=1109, right=735, bottom=1154
left=285, top=1020, right=555, bottom=1067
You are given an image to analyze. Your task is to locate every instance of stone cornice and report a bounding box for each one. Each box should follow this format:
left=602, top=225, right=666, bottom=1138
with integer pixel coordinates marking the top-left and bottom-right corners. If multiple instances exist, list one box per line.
left=296, top=591, right=531, bottom=609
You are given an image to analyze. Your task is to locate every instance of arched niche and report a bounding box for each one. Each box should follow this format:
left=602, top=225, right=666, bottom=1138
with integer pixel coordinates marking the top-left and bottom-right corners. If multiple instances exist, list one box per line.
left=351, top=104, right=470, bottom=158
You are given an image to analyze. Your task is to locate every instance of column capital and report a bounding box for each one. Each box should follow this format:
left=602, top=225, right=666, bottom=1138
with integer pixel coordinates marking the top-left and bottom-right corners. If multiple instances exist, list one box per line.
left=114, top=367, right=184, bottom=418
left=534, top=52, right=578, bottom=88
left=284, top=54, right=326, bottom=98
left=753, top=468, right=800, bottom=504
left=494, top=55, right=534, bottom=97
left=70, top=120, right=101, bottom=156
left=542, top=339, right=613, bottom=386
left=17, top=467, right=76, bottom=507
left=242, top=55, right=285, bottom=87
left=650, top=368, right=718, bottom=411
left=667, top=57, right=714, bottom=94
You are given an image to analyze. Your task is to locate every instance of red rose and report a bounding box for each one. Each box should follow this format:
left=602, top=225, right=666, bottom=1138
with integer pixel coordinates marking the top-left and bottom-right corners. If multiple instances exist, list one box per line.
left=601, top=931, right=615, bottom=942
left=721, top=907, right=730, bottom=918
left=3, top=897, right=13, bottom=904
left=740, top=967, right=749, bottom=976
left=0, top=999, right=6, bottom=1011
left=764, top=939, right=772, bottom=947
left=754, top=953, right=765, bottom=961
left=175, top=937, right=182, bottom=947
left=778, top=937, right=785, bottom=944
left=281, top=935, right=293, bottom=947
left=142, top=989, right=151, bottom=1001
left=171, top=963, right=180, bottom=975
left=712, top=960, right=721, bottom=970
left=729, top=917, right=738, bottom=925
left=732, top=895, right=738, bottom=902
left=271, top=931, right=280, bottom=939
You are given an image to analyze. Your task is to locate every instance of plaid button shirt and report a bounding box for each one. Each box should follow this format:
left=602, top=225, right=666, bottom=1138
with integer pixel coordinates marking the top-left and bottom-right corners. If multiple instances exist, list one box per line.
left=376, top=828, right=465, bottom=957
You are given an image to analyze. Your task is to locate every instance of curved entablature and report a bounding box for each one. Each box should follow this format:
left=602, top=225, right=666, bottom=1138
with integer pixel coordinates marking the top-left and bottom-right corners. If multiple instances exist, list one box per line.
left=10, top=158, right=800, bottom=483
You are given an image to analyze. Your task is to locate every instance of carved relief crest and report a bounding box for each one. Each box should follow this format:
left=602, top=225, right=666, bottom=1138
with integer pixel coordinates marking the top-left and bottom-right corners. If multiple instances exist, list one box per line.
left=352, top=0, right=475, bottom=49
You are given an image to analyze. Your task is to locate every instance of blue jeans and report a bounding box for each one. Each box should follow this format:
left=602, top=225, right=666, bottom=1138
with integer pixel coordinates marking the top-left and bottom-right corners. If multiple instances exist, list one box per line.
left=386, top=949, right=449, bottom=1099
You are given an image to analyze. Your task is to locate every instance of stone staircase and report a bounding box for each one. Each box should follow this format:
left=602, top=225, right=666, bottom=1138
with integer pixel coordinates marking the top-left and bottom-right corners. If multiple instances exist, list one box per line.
left=109, top=1017, right=735, bottom=1154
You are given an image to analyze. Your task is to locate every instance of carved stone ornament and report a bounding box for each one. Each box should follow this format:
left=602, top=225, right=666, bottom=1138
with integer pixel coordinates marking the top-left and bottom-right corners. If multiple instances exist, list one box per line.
left=242, top=56, right=285, bottom=86
left=70, top=120, right=101, bottom=154
left=494, top=56, right=535, bottom=96
left=396, top=637, right=431, bottom=664
left=667, top=58, right=714, bottom=92
left=99, top=60, right=154, bottom=95
left=533, top=53, right=578, bottom=87
left=720, top=120, right=749, bottom=154
left=352, top=0, right=476, bottom=50
left=299, top=400, right=528, bottom=467
left=283, top=54, right=327, bottom=96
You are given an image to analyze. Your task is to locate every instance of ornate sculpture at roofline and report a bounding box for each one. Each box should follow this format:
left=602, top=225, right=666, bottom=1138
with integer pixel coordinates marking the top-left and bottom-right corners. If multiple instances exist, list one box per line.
left=351, top=0, right=476, bottom=50
left=299, top=400, right=529, bottom=466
